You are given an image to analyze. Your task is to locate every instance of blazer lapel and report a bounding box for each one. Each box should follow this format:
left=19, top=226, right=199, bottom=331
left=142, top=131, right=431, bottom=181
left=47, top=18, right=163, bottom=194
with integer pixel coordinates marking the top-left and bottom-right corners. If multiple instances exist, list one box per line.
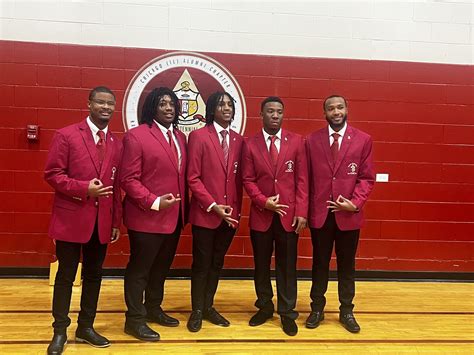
left=319, top=127, right=334, bottom=171
left=149, top=123, right=179, bottom=172
left=78, top=120, right=100, bottom=175
left=227, top=130, right=239, bottom=173
left=334, top=125, right=354, bottom=173
left=208, top=124, right=227, bottom=171
left=175, top=130, right=186, bottom=173
left=256, top=131, right=274, bottom=174
left=99, top=131, right=115, bottom=179
left=275, top=130, right=289, bottom=175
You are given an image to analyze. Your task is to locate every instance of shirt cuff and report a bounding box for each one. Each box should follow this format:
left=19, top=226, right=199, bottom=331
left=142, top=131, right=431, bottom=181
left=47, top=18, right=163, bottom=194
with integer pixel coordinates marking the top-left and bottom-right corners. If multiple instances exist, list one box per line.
left=151, top=196, right=161, bottom=211
left=207, top=202, right=216, bottom=212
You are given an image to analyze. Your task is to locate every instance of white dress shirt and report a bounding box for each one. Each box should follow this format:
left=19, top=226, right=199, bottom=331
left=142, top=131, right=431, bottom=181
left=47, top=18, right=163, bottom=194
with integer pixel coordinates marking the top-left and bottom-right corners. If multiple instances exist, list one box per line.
left=328, top=122, right=347, bottom=149
left=262, top=128, right=282, bottom=153
left=86, top=116, right=108, bottom=144
left=214, top=121, right=230, bottom=146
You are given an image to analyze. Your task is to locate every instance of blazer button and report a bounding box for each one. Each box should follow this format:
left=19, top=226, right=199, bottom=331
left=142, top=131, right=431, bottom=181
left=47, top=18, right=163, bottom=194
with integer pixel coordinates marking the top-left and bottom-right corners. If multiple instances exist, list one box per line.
left=224, top=195, right=227, bottom=199
left=275, top=179, right=278, bottom=183
left=94, top=201, right=99, bottom=207
left=333, top=177, right=336, bottom=180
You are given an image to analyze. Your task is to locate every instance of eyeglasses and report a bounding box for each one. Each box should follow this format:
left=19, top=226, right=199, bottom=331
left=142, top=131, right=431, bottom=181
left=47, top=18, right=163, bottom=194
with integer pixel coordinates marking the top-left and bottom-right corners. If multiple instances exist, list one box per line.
left=91, top=99, right=116, bottom=107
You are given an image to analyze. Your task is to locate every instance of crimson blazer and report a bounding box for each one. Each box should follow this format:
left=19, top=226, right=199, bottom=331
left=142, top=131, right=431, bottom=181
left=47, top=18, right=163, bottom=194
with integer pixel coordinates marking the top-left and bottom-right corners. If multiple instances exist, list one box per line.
left=44, top=119, right=123, bottom=244
left=187, top=124, right=243, bottom=229
left=120, top=123, right=188, bottom=234
left=242, top=129, right=308, bottom=233
left=306, top=125, right=375, bottom=231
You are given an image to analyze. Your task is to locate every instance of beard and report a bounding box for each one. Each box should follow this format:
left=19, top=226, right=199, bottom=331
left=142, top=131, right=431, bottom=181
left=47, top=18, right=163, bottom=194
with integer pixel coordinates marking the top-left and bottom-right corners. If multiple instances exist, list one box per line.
left=326, top=113, right=347, bottom=131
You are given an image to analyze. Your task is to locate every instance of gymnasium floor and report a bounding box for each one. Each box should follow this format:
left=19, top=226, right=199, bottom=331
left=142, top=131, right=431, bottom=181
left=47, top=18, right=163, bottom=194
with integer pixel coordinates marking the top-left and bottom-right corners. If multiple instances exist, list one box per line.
left=0, top=279, right=472, bottom=354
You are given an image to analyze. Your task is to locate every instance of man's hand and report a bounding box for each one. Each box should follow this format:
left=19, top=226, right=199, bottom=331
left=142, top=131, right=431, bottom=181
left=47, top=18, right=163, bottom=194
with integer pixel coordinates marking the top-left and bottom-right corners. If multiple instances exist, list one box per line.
left=159, top=193, right=181, bottom=210
left=212, top=204, right=239, bottom=228
left=88, top=178, right=113, bottom=197
left=327, top=195, right=358, bottom=212
left=110, top=228, right=120, bottom=243
left=292, top=216, right=307, bottom=234
left=265, top=194, right=289, bottom=217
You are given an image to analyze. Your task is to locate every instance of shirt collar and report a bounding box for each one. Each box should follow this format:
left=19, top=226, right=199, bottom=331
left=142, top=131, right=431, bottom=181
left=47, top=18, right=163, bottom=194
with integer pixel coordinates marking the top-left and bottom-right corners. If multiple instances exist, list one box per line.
left=155, top=120, right=174, bottom=135
left=86, top=116, right=108, bottom=137
left=328, top=122, right=347, bottom=138
left=213, top=121, right=230, bottom=135
left=262, top=128, right=282, bottom=142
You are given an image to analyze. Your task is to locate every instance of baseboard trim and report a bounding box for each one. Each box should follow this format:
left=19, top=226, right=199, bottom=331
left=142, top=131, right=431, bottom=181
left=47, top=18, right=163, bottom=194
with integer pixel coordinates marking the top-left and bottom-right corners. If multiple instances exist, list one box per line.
left=0, top=267, right=472, bottom=282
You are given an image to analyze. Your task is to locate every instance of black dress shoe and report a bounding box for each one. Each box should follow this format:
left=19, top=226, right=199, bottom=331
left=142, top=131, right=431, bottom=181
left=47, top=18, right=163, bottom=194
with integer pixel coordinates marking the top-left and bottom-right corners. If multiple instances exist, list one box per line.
left=306, top=311, right=324, bottom=329
left=124, top=323, right=160, bottom=342
left=339, top=313, right=361, bottom=333
left=281, top=316, right=298, bottom=336
left=187, top=310, right=203, bottom=332
left=75, top=327, right=110, bottom=348
left=47, top=333, right=67, bottom=355
left=249, top=310, right=273, bottom=326
left=204, top=307, right=230, bottom=327
left=147, top=311, right=180, bottom=327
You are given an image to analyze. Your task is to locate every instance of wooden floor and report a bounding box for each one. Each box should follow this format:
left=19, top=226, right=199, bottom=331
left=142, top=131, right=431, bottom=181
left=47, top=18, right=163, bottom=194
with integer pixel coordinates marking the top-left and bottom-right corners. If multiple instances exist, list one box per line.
left=0, top=279, right=473, bottom=354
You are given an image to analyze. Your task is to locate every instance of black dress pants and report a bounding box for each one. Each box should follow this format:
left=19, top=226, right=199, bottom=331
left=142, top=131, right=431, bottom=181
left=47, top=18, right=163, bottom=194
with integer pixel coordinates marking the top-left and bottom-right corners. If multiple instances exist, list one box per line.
left=191, top=221, right=235, bottom=311
left=310, top=212, right=359, bottom=314
left=124, top=222, right=181, bottom=326
left=250, top=214, right=299, bottom=319
left=52, top=223, right=107, bottom=333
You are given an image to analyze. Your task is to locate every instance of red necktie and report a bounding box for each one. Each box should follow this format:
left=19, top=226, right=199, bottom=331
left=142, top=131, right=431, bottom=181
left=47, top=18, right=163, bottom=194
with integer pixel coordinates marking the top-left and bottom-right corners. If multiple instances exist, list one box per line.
left=220, top=130, right=229, bottom=168
left=167, top=130, right=179, bottom=170
left=269, top=135, right=278, bottom=169
left=96, top=130, right=106, bottom=166
left=331, top=132, right=340, bottom=162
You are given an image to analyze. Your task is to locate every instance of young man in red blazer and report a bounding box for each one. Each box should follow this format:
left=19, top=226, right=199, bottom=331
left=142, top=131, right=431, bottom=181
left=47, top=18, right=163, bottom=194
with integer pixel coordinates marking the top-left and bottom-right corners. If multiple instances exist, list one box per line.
left=305, top=95, right=375, bottom=333
left=242, top=96, right=308, bottom=336
left=120, top=87, right=188, bottom=341
left=44, top=86, right=122, bottom=354
left=186, top=92, right=243, bottom=332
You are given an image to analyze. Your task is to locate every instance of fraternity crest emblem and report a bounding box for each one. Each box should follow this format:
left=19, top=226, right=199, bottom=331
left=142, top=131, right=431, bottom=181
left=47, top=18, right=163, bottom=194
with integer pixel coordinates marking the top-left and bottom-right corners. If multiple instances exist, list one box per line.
left=173, top=71, right=206, bottom=127
left=123, top=51, right=247, bottom=136
left=285, top=160, right=294, bottom=173
left=348, top=162, right=358, bottom=175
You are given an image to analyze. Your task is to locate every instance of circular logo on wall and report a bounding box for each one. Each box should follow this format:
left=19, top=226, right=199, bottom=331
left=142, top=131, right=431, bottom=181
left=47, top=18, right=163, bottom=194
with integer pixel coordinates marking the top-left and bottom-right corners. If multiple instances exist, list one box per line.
left=123, top=51, right=247, bottom=135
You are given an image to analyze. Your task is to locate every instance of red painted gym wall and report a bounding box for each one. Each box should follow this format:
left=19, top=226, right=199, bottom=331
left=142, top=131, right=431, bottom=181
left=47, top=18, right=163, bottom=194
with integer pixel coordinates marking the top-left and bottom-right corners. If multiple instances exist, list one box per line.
left=0, top=40, right=472, bottom=272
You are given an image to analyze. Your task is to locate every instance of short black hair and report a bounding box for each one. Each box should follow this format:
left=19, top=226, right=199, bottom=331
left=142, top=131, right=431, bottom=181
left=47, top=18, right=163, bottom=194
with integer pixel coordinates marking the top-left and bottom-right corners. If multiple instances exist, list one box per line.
left=323, top=95, right=347, bottom=110
left=89, top=86, right=116, bottom=101
left=205, top=91, right=236, bottom=125
left=260, top=96, right=284, bottom=111
left=140, top=87, right=181, bottom=128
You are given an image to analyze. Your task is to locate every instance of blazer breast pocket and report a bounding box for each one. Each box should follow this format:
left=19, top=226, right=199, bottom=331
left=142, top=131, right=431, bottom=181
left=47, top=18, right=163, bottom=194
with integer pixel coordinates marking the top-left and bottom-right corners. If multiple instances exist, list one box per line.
left=284, top=160, right=295, bottom=173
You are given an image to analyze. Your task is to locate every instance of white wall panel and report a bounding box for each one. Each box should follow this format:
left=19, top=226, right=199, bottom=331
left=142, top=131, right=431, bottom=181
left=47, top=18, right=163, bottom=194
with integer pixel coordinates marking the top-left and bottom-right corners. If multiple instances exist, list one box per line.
left=80, top=23, right=125, bottom=47
left=10, top=0, right=103, bottom=23
left=230, top=11, right=274, bottom=34
left=432, top=23, right=471, bottom=44
left=188, top=8, right=232, bottom=32
left=1, top=18, right=82, bottom=43
left=372, top=1, right=414, bottom=21
left=0, top=0, right=472, bottom=64
left=372, top=39, right=411, bottom=61
left=103, top=3, right=169, bottom=28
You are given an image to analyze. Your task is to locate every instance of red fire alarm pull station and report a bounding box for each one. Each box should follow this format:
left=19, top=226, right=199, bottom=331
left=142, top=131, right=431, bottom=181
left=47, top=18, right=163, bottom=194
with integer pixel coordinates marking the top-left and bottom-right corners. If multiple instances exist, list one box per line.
left=27, top=125, right=40, bottom=141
